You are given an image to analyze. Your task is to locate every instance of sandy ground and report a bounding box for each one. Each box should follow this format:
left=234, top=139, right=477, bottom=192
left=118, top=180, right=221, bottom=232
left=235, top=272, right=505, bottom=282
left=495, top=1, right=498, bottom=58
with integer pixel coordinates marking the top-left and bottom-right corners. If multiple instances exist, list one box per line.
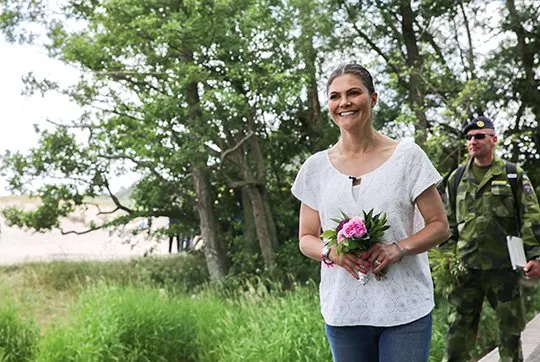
left=0, top=196, right=173, bottom=265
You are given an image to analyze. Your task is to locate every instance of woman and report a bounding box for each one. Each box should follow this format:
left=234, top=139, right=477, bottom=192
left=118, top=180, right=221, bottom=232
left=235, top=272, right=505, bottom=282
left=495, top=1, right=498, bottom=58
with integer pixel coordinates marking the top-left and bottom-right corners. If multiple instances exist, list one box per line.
left=291, top=63, right=449, bottom=362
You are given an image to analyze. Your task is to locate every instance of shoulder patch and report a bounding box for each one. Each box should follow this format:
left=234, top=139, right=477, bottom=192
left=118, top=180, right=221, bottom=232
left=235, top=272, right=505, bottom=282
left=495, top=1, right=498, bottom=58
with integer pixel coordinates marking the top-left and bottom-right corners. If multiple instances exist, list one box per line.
left=523, top=180, right=533, bottom=194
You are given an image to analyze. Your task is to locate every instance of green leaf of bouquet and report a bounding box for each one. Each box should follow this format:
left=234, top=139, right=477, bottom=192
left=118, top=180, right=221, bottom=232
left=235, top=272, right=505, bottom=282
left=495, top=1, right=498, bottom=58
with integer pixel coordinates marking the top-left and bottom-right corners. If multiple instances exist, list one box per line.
left=340, top=210, right=350, bottom=219
left=330, top=217, right=342, bottom=224
left=366, top=209, right=373, bottom=220
left=321, top=229, right=337, bottom=239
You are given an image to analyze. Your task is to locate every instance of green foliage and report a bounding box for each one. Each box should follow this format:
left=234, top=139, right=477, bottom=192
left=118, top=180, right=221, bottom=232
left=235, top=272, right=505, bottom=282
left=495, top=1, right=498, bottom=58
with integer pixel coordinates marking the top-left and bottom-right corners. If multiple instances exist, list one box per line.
left=2, top=259, right=540, bottom=361
left=273, top=239, right=320, bottom=283
left=429, top=247, right=468, bottom=298
left=0, top=305, right=39, bottom=362
left=132, top=251, right=210, bottom=292
left=195, top=280, right=331, bottom=362
left=17, top=253, right=209, bottom=293
left=1, top=0, right=540, bottom=288
left=36, top=286, right=199, bottom=362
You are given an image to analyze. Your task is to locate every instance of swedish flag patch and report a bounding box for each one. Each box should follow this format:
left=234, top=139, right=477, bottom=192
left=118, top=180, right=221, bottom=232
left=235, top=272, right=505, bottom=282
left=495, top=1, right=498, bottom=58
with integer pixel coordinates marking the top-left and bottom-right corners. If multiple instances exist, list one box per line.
left=492, top=180, right=508, bottom=186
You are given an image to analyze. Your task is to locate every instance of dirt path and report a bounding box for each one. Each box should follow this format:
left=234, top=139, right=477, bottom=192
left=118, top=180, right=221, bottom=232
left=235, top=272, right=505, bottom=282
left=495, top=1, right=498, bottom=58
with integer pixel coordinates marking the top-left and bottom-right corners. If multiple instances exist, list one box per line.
left=0, top=196, right=171, bottom=265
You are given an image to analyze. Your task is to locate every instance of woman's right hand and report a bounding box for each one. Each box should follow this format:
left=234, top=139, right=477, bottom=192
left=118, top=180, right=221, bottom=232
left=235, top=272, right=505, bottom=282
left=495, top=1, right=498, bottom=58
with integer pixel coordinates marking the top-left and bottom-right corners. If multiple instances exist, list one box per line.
left=329, top=248, right=372, bottom=280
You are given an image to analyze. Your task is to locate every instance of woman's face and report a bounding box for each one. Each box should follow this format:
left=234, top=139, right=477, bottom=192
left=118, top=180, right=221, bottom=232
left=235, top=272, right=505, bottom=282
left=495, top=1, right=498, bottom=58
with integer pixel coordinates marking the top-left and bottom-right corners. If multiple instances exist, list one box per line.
left=327, top=74, right=378, bottom=131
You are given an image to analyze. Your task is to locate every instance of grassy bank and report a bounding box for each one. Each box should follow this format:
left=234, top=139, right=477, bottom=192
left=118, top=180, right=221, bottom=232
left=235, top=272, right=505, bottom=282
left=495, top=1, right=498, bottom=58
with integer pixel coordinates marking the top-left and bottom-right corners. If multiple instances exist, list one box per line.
left=0, top=256, right=538, bottom=361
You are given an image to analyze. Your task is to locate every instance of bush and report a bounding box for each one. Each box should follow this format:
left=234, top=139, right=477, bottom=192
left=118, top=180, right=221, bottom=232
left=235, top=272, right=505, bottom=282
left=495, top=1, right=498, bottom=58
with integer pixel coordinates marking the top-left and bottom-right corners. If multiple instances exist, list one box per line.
left=0, top=305, right=39, bottom=362
left=132, top=251, right=209, bottom=292
left=274, top=239, right=320, bottom=284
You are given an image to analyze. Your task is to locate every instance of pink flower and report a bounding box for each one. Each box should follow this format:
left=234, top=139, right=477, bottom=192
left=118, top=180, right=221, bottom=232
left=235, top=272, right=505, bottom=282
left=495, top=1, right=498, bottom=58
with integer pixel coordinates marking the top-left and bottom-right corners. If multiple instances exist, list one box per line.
left=342, top=219, right=367, bottom=238
left=337, top=229, right=346, bottom=244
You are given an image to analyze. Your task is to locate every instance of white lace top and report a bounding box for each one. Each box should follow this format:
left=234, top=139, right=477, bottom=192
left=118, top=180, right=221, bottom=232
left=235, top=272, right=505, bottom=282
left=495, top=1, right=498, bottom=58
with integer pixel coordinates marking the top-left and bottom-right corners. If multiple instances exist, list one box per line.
left=291, top=141, right=442, bottom=327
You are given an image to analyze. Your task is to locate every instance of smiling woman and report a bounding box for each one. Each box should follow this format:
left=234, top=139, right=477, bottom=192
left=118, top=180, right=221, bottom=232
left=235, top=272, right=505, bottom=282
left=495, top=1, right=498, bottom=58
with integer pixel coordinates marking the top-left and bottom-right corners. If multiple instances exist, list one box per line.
left=291, top=63, right=449, bottom=362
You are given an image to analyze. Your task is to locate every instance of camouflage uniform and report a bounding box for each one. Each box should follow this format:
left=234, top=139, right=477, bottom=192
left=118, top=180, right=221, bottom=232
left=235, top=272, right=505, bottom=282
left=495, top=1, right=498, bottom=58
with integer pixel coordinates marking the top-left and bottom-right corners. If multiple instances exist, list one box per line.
left=443, top=156, right=540, bottom=362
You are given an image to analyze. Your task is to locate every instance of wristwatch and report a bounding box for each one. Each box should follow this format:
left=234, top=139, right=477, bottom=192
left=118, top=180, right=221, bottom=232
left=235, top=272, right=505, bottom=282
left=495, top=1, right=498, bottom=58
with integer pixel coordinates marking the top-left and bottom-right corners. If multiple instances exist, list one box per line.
left=321, top=245, right=334, bottom=266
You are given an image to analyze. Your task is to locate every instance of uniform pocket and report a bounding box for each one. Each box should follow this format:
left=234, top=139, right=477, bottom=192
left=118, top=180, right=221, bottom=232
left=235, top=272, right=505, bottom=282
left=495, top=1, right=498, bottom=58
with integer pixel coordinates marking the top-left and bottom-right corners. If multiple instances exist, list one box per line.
left=490, top=185, right=514, bottom=218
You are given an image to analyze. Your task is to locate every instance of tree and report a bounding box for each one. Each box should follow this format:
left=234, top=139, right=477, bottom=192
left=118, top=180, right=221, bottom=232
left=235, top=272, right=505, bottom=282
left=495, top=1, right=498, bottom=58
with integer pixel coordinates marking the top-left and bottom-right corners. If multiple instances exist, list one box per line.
left=0, top=0, right=321, bottom=276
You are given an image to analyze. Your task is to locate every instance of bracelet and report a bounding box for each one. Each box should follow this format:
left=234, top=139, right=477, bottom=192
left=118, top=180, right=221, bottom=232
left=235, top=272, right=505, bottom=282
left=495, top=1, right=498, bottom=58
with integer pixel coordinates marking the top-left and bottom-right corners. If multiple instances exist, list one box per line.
left=393, top=242, right=407, bottom=262
left=321, top=254, right=335, bottom=267
left=321, top=245, right=335, bottom=267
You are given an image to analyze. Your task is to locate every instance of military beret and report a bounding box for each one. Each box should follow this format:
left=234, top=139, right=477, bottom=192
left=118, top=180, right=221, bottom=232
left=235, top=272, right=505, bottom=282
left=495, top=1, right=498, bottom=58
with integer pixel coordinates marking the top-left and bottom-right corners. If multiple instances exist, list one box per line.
left=462, top=116, right=495, bottom=134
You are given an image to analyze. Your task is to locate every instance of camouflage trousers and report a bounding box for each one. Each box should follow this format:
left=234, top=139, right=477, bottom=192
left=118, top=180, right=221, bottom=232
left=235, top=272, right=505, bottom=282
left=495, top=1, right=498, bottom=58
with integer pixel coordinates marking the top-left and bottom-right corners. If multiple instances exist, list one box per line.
left=443, top=269, right=525, bottom=362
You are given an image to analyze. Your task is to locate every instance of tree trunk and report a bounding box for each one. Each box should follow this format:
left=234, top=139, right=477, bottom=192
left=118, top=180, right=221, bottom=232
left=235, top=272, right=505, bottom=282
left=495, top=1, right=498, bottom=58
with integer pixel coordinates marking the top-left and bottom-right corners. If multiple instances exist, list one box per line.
left=241, top=187, right=258, bottom=250
left=506, top=0, right=540, bottom=124
left=245, top=184, right=275, bottom=265
left=263, top=193, right=279, bottom=249
left=192, top=166, right=229, bottom=280
left=182, top=46, right=230, bottom=279
left=400, top=0, right=428, bottom=147
left=246, top=114, right=279, bottom=259
left=459, top=1, right=477, bottom=81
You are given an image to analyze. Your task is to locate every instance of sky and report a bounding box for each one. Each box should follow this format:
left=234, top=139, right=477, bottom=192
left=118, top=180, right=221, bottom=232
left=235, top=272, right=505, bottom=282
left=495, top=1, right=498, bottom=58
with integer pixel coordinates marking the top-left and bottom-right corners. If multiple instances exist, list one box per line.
left=0, top=37, right=137, bottom=196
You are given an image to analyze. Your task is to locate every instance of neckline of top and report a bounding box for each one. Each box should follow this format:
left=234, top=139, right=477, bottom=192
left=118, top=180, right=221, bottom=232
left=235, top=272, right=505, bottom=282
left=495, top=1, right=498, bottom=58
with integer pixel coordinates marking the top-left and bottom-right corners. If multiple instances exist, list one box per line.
left=325, top=141, right=403, bottom=179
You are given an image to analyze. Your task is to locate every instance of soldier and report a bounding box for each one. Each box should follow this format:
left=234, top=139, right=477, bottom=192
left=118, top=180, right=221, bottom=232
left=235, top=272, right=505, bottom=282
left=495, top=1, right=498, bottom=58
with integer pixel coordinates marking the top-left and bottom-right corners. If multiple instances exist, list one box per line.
left=443, top=116, right=540, bottom=362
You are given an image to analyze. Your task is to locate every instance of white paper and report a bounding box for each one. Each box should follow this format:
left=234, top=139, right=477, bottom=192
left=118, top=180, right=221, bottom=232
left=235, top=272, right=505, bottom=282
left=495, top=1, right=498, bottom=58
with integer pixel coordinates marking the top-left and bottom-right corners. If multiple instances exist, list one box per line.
left=507, top=236, right=527, bottom=270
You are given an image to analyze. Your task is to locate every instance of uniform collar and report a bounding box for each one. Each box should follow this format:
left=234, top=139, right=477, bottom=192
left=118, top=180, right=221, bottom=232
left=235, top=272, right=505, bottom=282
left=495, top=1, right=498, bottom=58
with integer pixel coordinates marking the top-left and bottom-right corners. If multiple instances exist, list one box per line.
left=464, top=156, right=505, bottom=189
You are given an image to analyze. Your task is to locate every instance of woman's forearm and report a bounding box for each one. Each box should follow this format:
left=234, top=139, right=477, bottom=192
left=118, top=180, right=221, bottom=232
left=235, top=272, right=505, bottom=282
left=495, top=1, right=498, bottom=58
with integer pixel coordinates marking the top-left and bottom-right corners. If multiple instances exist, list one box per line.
left=398, top=219, right=450, bottom=255
left=299, top=233, right=324, bottom=262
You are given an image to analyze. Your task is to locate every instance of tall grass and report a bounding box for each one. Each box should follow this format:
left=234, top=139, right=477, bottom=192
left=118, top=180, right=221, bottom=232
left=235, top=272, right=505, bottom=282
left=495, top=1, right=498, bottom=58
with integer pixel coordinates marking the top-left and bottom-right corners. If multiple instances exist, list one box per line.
left=36, top=285, right=199, bottom=361
left=9, top=252, right=208, bottom=293
left=196, top=280, right=330, bottom=361
left=0, top=304, right=39, bottom=362
left=0, top=258, right=538, bottom=361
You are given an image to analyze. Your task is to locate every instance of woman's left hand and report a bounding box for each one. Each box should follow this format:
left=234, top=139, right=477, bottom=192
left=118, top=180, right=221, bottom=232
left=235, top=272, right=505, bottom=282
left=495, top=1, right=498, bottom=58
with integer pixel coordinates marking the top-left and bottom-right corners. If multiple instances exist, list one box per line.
left=367, top=242, right=402, bottom=275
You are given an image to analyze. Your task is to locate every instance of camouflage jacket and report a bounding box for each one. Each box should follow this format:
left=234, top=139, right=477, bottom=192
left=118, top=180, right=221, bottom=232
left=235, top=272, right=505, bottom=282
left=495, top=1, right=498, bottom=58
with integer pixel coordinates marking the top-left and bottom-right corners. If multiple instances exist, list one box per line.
left=445, top=157, right=540, bottom=269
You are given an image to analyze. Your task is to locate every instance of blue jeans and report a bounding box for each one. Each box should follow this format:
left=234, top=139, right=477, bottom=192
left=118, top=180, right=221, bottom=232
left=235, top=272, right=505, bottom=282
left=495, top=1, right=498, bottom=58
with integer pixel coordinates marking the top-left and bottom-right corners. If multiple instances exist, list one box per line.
left=325, top=312, right=432, bottom=362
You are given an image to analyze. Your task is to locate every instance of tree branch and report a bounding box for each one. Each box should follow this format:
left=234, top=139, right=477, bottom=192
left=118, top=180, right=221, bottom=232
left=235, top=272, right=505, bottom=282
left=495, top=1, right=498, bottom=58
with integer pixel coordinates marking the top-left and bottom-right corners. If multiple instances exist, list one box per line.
left=60, top=225, right=104, bottom=235
left=220, top=131, right=254, bottom=163
left=341, top=0, right=408, bottom=89
left=104, top=178, right=132, bottom=213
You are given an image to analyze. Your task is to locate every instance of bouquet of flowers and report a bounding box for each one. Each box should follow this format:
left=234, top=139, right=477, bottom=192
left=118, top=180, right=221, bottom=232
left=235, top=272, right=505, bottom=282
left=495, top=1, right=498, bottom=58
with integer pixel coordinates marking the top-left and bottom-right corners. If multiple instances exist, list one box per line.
left=321, top=209, right=390, bottom=284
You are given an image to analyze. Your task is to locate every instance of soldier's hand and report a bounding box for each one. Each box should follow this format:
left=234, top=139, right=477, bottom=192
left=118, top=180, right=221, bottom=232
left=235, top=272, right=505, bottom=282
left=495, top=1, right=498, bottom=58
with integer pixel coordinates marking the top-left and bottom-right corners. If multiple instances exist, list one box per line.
left=524, top=259, right=540, bottom=279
